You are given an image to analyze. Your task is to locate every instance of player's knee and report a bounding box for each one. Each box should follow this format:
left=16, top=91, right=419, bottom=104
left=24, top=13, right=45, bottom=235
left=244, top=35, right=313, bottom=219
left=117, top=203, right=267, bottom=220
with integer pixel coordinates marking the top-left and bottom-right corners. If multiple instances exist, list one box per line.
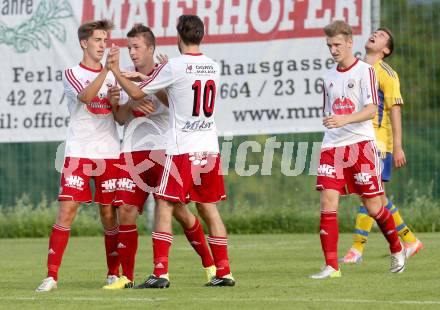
left=196, top=203, right=219, bottom=222
left=174, top=207, right=195, bottom=228
left=381, top=195, right=389, bottom=207
left=362, top=197, right=382, bottom=216
left=118, top=205, right=138, bottom=225
left=56, top=202, right=78, bottom=226
left=155, top=203, right=174, bottom=222
left=320, top=197, right=337, bottom=212
left=195, top=204, right=207, bottom=218
left=99, top=205, right=117, bottom=224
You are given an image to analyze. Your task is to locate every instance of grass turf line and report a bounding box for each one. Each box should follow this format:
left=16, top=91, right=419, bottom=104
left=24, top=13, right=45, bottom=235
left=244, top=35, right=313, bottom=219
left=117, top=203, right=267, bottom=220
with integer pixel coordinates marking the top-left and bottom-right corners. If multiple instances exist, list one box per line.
left=0, top=233, right=439, bottom=310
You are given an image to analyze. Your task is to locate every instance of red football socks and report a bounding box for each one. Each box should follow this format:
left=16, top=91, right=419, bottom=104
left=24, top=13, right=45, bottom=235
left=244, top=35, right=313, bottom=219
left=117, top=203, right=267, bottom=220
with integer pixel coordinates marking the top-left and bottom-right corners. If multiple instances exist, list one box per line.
left=47, top=224, right=70, bottom=280
left=207, top=236, right=231, bottom=277
left=319, top=210, right=339, bottom=270
left=117, top=225, right=138, bottom=281
left=104, top=226, right=120, bottom=276
left=184, top=218, right=215, bottom=268
left=152, top=232, right=173, bottom=277
left=373, top=206, right=402, bottom=253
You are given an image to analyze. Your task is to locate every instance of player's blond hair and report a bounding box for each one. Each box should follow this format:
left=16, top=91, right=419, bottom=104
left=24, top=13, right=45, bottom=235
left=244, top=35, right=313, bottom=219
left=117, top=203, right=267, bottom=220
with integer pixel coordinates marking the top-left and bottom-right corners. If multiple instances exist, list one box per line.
left=323, top=20, right=352, bottom=39
left=78, top=19, right=114, bottom=41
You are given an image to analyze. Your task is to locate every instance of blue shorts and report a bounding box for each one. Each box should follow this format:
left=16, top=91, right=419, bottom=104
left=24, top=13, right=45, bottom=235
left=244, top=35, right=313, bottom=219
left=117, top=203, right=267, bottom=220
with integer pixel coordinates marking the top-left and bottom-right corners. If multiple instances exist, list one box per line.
left=381, top=152, right=393, bottom=182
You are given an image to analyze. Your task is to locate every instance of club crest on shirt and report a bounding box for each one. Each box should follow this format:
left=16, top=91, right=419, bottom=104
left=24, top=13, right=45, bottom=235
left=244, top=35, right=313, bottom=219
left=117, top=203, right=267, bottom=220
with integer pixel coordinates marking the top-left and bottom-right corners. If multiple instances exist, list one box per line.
left=332, top=97, right=355, bottom=115
left=347, top=79, right=356, bottom=89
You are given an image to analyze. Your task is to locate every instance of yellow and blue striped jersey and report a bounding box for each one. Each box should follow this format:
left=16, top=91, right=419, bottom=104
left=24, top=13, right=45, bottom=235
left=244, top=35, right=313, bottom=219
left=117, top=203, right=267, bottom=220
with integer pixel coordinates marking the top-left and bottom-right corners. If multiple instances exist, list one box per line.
left=372, top=60, right=404, bottom=153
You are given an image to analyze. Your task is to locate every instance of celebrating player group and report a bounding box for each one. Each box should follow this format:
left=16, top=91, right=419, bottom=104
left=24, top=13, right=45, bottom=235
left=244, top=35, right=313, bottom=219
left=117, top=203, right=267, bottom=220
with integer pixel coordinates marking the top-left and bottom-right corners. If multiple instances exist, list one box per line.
left=35, top=15, right=421, bottom=292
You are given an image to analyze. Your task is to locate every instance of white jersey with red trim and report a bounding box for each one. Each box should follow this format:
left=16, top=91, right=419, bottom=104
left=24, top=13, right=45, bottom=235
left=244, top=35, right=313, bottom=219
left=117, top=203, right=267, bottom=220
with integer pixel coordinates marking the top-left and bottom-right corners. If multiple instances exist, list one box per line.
left=63, top=63, right=120, bottom=159
left=120, top=65, right=169, bottom=152
left=322, top=59, right=379, bottom=148
left=139, top=53, right=220, bottom=155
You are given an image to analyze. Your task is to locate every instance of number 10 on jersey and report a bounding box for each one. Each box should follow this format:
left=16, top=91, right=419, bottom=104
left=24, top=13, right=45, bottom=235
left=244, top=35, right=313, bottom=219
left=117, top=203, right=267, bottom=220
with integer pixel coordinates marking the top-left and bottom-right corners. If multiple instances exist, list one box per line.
left=192, top=80, right=216, bottom=117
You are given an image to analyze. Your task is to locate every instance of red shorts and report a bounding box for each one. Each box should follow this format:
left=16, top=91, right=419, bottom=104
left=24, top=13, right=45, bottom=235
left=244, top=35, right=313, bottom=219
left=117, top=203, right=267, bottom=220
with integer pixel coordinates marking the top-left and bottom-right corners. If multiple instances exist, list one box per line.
left=113, top=150, right=166, bottom=212
left=156, top=152, right=227, bottom=204
left=316, top=140, right=384, bottom=198
left=59, top=157, right=120, bottom=205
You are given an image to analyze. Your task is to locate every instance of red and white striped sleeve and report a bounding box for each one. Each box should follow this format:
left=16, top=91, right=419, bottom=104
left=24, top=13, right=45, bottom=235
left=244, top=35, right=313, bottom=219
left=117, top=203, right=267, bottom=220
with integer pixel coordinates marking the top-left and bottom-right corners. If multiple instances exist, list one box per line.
left=362, top=66, right=379, bottom=106
left=63, top=68, right=84, bottom=95
left=139, top=61, right=174, bottom=94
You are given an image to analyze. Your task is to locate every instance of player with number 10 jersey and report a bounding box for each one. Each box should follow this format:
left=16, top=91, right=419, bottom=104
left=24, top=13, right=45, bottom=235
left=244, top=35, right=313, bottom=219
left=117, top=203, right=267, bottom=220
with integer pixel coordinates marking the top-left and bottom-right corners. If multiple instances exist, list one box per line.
left=138, top=52, right=224, bottom=203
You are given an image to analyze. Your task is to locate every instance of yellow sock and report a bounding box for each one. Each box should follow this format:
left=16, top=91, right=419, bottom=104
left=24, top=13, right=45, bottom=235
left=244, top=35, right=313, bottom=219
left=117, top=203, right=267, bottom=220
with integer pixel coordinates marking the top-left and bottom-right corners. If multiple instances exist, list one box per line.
left=352, top=206, right=374, bottom=254
left=386, top=201, right=417, bottom=243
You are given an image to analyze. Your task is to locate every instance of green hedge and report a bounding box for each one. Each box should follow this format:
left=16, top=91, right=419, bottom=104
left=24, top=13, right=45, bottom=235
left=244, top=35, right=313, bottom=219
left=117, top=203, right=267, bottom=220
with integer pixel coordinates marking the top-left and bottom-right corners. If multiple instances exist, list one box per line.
left=1, top=190, right=438, bottom=238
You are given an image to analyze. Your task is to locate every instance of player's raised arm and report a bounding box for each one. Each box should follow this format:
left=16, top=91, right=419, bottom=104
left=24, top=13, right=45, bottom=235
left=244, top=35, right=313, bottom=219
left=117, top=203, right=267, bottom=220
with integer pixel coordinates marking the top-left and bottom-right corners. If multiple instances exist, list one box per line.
left=113, top=71, right=146, bottom=101
left=77, top=68, right=110, bottom=104
left=105, top=45, right=145, bottom=100
left=138, top=61, right=175, bottom=95
left=76, top=28, right=113, bottom=104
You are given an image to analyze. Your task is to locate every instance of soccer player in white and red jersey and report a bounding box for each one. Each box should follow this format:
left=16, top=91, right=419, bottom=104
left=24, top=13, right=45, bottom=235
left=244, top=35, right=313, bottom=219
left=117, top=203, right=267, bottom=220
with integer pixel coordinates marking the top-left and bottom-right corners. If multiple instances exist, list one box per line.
left=311, top=20, right=406, bottom=279
left=106, top=15, right=234, bottom=287
left=102, top=24, right=216, bottom=290
left=36, top=20, right=123, bottom=292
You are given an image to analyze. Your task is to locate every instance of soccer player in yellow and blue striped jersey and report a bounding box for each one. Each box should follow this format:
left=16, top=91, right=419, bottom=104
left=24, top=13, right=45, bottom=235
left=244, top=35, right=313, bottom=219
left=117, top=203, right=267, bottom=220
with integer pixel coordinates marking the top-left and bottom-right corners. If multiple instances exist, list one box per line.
left=341, top=28, right=423, bottom=264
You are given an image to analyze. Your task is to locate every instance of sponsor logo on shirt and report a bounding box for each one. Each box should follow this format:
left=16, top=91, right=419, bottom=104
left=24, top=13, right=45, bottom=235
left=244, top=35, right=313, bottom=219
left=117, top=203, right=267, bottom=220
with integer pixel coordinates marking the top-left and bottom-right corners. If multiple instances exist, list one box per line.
left=185, top=63, right=216, bottom=76
left=85, top=96, right=112, bottom=116
left=182, top=119, right=214, bottom=132
left=332, top=97, right=355, bottom=115
left=132, top=110, right=147, bottom=118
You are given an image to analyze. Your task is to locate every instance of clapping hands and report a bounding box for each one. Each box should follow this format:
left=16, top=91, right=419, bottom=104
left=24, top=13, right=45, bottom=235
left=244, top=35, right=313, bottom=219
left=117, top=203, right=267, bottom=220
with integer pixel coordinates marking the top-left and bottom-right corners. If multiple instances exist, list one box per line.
left=105, top=44, right=120, bottom=72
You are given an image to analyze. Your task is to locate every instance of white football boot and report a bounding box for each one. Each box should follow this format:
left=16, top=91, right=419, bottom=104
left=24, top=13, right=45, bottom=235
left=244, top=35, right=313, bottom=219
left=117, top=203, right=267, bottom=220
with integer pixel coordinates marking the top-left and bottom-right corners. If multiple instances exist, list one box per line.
left=390, top=247, right=406, bottom=273
left=309, top=265, right=341, bottom=279
left=106, top=275, right=119, bottom=285
left=36, top=277, right=57, bottom=292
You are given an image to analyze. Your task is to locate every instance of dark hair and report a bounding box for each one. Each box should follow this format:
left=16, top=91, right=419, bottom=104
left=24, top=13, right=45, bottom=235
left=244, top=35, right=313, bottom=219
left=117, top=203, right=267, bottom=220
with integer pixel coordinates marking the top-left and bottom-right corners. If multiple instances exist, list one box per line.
left=376, top=27, right=394, bottom=58
left=176, top=15, right=204, bottom=45
left=78, top=19, right=114, bottom=41
left=127, top=23, right=156, bottom=51
left=323, top=20, right=352, bottom=39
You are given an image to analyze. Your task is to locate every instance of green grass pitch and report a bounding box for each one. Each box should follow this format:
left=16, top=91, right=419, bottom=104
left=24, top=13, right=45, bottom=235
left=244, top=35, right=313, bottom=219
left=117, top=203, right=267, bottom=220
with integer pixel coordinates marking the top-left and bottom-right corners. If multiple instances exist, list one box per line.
left=0, top=233, right=439, bottom=310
